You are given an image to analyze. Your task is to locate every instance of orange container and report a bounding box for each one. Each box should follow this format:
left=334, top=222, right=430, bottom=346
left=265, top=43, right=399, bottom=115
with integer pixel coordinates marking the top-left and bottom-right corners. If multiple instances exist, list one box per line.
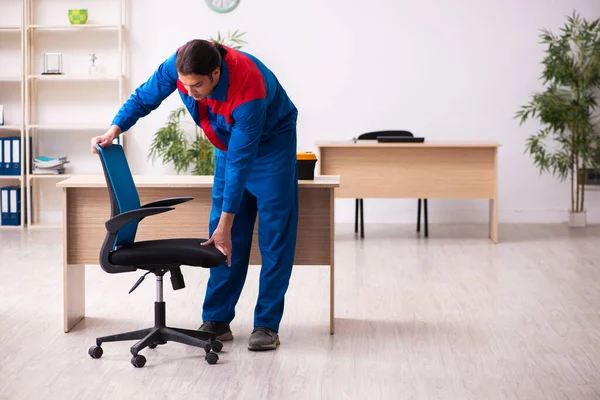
left=297, top=152, right=317, bottom=180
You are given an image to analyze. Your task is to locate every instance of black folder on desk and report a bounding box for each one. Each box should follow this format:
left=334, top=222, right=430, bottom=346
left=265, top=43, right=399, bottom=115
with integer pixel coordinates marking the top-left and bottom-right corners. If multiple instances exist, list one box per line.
left=376, top=136, right=425, bottom=143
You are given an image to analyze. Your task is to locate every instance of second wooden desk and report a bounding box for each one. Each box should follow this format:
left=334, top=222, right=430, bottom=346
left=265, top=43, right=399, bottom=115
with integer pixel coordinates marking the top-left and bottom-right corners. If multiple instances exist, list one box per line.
left=316, top=140, right=500, bottom=242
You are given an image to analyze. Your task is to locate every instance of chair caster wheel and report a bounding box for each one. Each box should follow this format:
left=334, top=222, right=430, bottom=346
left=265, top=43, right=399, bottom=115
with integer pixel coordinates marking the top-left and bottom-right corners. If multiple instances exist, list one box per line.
left=148, top=343, right=157, bottom=349
left=88, top=346, right=103, bottom=359
left=131, top=355, right=146, bottom=368
left=205, top=351, right=219, bottom=365
left=211, top=340, right=223, bottom=353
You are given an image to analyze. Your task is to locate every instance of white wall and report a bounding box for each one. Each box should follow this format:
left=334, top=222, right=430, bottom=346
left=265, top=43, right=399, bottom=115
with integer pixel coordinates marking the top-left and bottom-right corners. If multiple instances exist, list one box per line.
left=28, top=0, right=600, bottom=225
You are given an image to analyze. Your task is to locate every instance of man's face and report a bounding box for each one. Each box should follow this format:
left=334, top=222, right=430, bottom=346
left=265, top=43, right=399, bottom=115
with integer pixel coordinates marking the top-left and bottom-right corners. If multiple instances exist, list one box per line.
left=178, top=68, right=220, bottom=101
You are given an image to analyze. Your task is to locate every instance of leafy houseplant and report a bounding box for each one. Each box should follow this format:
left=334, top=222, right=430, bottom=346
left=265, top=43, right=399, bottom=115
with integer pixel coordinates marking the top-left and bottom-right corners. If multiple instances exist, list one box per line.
left=148, top=30, right=247, bottom=175
left=516, top=12, right=600, bottom=227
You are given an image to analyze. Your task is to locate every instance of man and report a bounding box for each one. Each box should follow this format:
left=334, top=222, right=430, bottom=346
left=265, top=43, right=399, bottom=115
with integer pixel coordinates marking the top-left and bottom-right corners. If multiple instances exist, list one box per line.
left=91, top=39, right=299, bottom=351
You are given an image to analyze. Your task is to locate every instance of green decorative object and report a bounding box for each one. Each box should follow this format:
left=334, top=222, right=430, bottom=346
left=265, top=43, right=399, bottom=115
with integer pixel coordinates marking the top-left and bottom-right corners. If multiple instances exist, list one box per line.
left=68, top=9, right=88, bottom=25
left=515, top=12, right=600, bottom=226
left=205, top=0, right=239, bottom=13
left=148, top=30, right=247, bottom=176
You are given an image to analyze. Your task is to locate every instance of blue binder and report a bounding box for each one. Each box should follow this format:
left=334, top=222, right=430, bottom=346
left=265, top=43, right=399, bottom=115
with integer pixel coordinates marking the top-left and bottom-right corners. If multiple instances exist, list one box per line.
left=1, top=186, right=9, bottom=225
left=2, top=138, right=10, bottom=175
left=0, top=138, right=4, bottom=175
left=8, top=186, right=20, bottom=225
left=10, top=137, right=20, bottom=176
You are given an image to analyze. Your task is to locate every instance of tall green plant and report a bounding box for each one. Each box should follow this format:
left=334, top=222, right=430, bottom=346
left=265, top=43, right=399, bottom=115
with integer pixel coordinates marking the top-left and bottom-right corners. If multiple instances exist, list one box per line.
left=516, top=12, right=600, bottom=214
left=211, top=30, right=247, bottom=49
left=148, top=30, right=247, bottom=175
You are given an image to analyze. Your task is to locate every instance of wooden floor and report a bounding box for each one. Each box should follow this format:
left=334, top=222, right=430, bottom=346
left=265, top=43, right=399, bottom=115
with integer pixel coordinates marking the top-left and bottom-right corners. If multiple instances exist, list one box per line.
left=2, top=223, right=600, bottom=399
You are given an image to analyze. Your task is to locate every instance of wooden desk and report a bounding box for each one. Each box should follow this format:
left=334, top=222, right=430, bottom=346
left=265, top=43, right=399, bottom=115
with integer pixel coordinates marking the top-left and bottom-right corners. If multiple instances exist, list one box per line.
left=57, top=175, right=340, bottom=334
left=316, top=140, right=500, bottom=243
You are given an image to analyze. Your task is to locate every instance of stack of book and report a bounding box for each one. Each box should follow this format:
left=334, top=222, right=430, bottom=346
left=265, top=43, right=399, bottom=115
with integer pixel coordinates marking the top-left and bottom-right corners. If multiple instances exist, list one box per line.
left=32, top=156, right=69, bottom=175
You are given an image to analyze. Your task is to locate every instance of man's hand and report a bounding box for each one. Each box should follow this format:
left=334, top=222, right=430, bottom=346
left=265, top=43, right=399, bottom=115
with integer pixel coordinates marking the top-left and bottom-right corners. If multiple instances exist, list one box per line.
left=91, top=125, right=122, bottom=154
left=202, top=212, right=235, bottom=267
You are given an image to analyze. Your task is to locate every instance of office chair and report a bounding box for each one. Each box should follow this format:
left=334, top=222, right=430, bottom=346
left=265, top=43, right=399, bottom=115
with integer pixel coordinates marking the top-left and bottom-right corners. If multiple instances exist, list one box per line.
left=87, top=144, right=227, bottom=368
left=353, top=130, right=428, bottom=238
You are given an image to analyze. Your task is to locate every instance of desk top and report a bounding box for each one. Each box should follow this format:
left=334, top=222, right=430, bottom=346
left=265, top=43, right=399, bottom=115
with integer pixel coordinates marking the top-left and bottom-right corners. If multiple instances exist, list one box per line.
left=57, top=174, right=340, bottom=188
left=316, top=140, right=501, bottom=148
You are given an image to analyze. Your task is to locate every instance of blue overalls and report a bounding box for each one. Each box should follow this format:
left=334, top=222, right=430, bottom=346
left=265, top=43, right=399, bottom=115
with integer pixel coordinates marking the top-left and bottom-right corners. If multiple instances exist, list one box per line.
left=112, top=44, right=299, bottom=333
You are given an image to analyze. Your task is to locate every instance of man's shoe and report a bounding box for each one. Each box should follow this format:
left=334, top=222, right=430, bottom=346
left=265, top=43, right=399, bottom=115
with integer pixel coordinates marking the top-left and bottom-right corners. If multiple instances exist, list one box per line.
left=198, top=321, right=233, bottom=341
left=248, top=327, right=280, bottom=351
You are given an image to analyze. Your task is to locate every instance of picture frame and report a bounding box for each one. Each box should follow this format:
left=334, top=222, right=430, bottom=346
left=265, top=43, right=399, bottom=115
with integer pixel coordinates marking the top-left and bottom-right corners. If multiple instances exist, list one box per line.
left=42, top=53, right=63, bottom=75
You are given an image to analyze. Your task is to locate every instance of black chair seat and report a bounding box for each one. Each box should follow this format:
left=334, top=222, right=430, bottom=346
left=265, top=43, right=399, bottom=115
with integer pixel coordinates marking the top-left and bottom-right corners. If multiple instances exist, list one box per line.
left=110, top=238, right=226, bottom=269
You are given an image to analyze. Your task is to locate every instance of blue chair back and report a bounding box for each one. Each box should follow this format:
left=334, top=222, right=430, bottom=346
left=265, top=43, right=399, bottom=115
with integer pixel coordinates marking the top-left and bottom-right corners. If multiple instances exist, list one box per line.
left=96, top=144, right=141, bottom=248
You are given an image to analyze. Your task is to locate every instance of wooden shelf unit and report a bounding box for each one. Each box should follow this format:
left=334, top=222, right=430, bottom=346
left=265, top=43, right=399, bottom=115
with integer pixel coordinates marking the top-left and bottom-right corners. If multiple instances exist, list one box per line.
left=0, top=1, right=26, bottom=228
left=24, top=0, right=128, bottom=227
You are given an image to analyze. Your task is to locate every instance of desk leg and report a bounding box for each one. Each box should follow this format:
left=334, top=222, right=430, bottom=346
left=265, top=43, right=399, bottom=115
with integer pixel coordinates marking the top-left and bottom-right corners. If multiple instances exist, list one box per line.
left=489, top=198, right=498, bottom=243
left=330, top=262, right=335, bottom=334
left=64, top=264, right=85, bottom=332
left=329, top=189, right=335, bottom=334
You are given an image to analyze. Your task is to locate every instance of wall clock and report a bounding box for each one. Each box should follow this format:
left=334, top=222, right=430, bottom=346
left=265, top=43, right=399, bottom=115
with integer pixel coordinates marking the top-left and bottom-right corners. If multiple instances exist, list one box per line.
left=206, top=0, right=240, bottom=13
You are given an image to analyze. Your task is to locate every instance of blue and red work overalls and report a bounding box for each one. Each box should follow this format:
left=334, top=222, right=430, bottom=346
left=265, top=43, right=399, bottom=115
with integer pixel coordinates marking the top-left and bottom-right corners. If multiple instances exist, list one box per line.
left=112, top=44, right=299, bottom=333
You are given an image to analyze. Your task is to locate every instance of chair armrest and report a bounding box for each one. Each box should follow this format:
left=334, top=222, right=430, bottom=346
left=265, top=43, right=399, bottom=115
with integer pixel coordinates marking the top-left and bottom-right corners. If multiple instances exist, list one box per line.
left=105, top=206, right=174, bottom=233
left=140, top=197, right=193, bottom=208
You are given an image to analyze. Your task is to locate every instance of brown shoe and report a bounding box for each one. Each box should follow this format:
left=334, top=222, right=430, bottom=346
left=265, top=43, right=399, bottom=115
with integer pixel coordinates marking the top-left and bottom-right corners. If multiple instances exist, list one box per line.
left=198, top=321, right=233, bottom=341
left=248, top=327, right=280, bottom=351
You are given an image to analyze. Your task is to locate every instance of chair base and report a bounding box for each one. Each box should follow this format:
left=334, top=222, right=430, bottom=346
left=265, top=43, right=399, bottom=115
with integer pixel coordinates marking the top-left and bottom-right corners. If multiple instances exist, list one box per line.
left=88, top=300, right=223, bottom=367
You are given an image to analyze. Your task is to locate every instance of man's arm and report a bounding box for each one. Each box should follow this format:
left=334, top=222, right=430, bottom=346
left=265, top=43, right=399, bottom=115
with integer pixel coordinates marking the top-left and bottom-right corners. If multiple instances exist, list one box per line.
left=221, top=98, right=268, bottom=215
left=111, top=51, right=179, bottom=132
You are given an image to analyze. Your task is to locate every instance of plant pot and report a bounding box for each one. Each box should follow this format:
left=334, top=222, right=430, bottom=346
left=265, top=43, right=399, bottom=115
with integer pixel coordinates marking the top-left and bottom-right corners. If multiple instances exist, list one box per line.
left=568, top=210, right=586, bottom=228
left=68, top=9, right=88, bottom=25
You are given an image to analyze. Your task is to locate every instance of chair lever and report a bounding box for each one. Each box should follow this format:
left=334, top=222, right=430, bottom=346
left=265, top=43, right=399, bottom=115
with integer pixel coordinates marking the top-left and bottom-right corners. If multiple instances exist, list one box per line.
left=129, top=271, right=151, bottom=294
left=170, top=267, right=185, bottom=291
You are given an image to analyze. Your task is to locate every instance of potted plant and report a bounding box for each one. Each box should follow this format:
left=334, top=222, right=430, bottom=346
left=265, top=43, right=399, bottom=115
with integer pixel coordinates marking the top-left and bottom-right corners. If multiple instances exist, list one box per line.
left=148, top=30, right=247, bottom=175
left=516, top=12, right=600, bottom=227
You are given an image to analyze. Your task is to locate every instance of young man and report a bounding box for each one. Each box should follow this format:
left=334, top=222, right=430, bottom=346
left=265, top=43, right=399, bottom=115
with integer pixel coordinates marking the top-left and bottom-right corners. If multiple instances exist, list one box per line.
left=91, top=40, right=299, bottom=351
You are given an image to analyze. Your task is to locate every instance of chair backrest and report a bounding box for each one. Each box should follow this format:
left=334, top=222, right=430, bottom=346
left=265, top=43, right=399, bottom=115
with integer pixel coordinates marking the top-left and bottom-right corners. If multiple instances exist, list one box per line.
left=96, top=144, right=141, bottom=248
left=357, top=130, right=414, bottom=140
